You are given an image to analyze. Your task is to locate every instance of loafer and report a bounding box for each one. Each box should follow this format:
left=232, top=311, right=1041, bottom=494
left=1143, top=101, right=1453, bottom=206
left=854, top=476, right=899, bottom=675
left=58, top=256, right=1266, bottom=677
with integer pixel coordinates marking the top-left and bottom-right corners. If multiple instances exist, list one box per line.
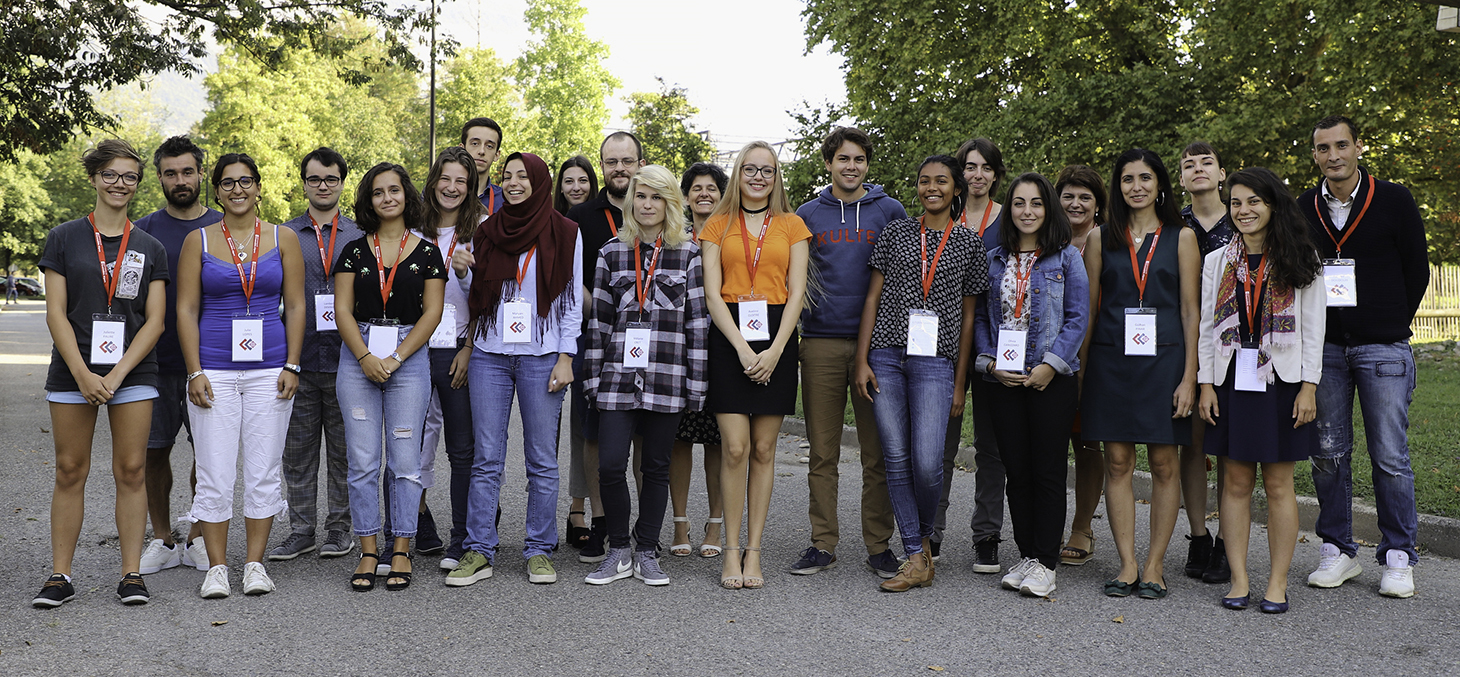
left=1103, top=579, right=1136, bottom=598
left=1137, top=580, right=1169, bottom=599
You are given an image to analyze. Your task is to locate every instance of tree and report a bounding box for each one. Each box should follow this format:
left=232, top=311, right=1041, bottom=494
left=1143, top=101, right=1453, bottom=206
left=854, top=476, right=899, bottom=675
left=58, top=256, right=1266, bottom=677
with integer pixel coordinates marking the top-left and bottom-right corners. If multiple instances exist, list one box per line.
left=514, top=0, right=620, bottom=168
left=436, top=48, right=534, bottom=164
left=624, top=79, right=715, bottom=176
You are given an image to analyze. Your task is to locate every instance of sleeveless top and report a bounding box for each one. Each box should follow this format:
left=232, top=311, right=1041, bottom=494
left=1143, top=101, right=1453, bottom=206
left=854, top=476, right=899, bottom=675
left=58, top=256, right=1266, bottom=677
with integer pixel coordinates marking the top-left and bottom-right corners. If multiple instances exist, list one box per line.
left=1091, top=223, right=1184, bottom=347
left=198, top=225, right=288, bottom=369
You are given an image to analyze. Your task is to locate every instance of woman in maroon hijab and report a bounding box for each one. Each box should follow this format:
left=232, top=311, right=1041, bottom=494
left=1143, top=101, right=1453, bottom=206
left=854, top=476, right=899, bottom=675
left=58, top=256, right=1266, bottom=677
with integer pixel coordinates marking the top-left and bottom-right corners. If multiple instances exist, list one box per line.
left=445, top=152, right=584, bottom=587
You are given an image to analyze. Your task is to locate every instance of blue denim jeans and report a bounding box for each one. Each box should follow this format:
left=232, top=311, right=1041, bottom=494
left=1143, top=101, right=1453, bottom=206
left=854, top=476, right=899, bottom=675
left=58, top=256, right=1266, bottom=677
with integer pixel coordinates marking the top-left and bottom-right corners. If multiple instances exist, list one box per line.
left=465, top=351, right=565, bottom=560
left=336, top=325, right=430, bottom=538
left=869, top=347, right=955, bottom=556
left=1312, top=341, right=1419, bottom=564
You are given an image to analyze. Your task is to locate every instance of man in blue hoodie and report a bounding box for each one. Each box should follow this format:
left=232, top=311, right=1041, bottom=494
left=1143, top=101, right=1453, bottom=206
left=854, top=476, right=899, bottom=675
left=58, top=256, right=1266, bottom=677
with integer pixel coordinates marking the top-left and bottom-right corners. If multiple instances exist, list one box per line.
left=790, top=127, right=909, bottom=578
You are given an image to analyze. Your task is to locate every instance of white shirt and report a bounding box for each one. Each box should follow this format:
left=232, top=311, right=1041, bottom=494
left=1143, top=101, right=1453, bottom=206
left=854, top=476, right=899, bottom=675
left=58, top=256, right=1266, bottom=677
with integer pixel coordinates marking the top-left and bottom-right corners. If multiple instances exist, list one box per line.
left=413, top=220, right=485, bottom=340
left=470, top=232, right=583, bottom=356
left=1320, top=176, right=1362, bottom=229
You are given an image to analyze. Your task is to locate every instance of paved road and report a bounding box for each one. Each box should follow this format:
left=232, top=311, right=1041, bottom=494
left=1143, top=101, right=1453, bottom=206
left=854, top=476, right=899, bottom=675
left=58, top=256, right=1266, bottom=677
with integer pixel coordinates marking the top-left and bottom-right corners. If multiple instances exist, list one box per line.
left=1, top=299, right=1455, bottom=676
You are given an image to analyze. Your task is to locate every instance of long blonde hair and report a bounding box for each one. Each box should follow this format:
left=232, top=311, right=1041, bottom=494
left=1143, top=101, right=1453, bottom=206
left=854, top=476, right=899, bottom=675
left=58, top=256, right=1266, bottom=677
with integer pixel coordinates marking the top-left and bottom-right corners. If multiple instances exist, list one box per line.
left=708, top=140, right=792, bottom=224
left=620, top=165, right=690, bottom=247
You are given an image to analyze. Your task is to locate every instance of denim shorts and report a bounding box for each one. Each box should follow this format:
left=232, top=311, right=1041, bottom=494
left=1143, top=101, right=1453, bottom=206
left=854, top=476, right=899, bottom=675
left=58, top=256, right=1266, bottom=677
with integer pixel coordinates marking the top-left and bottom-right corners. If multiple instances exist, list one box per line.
left=147, top=371, right=192, bottom=448
left=47, top=385, right=159, bottom=405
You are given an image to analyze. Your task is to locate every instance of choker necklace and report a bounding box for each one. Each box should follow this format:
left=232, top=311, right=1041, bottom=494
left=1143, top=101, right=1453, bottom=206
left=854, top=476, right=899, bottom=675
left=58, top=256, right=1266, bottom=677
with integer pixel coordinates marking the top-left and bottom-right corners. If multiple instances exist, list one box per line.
left=742, top=205, right=769, bottom=214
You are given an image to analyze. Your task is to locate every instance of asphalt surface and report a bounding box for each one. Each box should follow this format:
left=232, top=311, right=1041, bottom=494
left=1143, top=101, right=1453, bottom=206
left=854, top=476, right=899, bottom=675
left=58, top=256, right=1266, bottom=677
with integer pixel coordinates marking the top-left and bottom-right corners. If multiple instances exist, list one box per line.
left=1, top=298, right=1456, bottom=676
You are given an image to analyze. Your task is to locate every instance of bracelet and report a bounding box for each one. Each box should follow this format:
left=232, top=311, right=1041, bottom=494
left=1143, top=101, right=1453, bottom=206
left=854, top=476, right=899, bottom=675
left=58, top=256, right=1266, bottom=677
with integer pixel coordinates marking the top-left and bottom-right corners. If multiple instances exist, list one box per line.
left=186, top=370, right=205, bottom=382
left=356, top=353, right=369, bottom=362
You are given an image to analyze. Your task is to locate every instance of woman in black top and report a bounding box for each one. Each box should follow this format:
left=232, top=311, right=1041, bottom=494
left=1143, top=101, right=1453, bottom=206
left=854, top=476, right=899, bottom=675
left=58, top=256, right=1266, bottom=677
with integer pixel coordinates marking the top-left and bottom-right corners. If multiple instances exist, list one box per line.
left=333, top=163, right=446, bottom=591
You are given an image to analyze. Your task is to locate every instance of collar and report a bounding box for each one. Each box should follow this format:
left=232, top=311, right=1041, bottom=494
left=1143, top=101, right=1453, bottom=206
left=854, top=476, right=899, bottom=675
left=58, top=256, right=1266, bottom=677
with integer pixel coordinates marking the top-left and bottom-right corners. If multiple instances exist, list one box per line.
left=1321, top=170, right=1364, bottom=206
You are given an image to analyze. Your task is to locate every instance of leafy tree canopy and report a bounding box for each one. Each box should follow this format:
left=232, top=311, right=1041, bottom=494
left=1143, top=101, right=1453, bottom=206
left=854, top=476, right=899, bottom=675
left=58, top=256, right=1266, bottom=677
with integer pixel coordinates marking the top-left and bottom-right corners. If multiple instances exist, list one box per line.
left=625, top=78, right=715, bottom=176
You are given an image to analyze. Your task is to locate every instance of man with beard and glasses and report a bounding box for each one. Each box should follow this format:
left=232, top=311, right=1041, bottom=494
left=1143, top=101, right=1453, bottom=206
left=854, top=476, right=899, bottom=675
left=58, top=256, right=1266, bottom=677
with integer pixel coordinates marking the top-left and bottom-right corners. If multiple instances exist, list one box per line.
left=564, top=131, right=645, bottom=562
left=135, top=135, right=223, bottom=575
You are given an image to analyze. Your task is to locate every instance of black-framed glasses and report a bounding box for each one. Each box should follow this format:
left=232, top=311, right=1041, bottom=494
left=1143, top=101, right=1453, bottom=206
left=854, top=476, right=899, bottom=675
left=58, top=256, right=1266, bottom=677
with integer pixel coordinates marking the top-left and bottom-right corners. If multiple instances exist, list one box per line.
left=741, top=165, right=777, bottom=179
left=305, top=175, right=342, bottom=188
left=97, top=170, right=141, bottom=187
left=219, top=176, right=257, bottom=191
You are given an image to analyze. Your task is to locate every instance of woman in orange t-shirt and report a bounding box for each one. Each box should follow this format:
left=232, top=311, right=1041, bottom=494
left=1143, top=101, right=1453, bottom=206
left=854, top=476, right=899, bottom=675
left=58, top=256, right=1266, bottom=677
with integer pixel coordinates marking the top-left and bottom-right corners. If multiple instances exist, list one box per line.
left=700, top=141, right=811, bottom=590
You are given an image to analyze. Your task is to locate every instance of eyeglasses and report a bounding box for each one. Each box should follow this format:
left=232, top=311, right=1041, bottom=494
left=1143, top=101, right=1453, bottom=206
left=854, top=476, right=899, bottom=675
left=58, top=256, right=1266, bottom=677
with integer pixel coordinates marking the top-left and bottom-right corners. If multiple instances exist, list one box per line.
left=305, top=175, right=342, bottom=188
left=602, top=157, right=640, bottom=169
left=219, top=176, right=257, bottom=191
left=741, top=165, right=777, bottom=179
left=97, top=170, right=141, bottom=187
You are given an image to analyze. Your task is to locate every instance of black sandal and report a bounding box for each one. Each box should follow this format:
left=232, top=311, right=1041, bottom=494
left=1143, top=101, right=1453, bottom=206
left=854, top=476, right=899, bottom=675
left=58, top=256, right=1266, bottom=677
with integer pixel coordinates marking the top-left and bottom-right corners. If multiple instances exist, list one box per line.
left=352, top=553, right=379, bottom=592
left=385, top=551, right=413, bottom=591
left=567, top=511, right=590, bottom=549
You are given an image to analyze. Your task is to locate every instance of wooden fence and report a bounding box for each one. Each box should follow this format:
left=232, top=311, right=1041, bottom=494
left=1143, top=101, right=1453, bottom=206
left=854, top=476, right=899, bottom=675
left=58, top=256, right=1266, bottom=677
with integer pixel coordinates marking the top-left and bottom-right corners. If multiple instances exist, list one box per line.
left=1413, top=265, right=1460, bottom=342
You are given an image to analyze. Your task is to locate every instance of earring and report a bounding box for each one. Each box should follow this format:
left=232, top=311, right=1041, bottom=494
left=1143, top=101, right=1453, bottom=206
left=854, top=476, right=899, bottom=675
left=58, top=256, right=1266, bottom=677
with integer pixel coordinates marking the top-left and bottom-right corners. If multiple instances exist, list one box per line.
left=1157, top=192, right=1165, bottom=206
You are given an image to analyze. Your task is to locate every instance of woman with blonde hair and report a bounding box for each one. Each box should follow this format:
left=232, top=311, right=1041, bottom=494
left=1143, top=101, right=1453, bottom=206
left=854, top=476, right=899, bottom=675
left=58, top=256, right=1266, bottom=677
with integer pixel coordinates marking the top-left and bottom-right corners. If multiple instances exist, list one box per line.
left=700, top=142, right=812, bottom=589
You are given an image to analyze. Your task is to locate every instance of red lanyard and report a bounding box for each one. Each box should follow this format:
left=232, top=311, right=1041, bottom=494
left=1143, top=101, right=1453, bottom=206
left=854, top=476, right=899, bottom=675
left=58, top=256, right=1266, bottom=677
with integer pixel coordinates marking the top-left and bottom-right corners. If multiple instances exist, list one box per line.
left=1127, top=225, right=1164, bottom=306
left=917, top=215, right=956, bottom=302
left=633, top=236, right=663, bottom=313
left=87, top=213, right=133, bottom=312
left=604, top=209, right=618, bottom=237
left=445, top=232, right=458, bottom=264
left=1243, top=252, right=1268, bottom=341
left=223, top=219, right=263, bottom=307
left=1314, top=173, right=1375, bottom=258
left=372, top=230, right=410, bottom=308
left=960, top=200, right=995, bottom=237
left=484, top=190, right=496, bottom=216
left=311, top=212, right=339, bottom=273
left=1012, top=249, right=1041, bottom=318
left=738, top=211, right=772, bottom=295
left=517, top=246, right=537, bottom=288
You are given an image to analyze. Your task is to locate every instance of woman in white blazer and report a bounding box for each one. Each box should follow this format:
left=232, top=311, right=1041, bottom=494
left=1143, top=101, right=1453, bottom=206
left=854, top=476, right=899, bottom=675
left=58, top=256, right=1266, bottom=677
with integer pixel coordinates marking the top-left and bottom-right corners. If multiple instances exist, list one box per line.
left=1197, top=167, right=1324, bottom=615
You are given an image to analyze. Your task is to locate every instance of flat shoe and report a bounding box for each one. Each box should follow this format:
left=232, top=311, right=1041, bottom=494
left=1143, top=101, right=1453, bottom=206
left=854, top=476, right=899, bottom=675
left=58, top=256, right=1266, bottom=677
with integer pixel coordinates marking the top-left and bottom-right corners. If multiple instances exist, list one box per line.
left=1137, top=580, right=1169, bottom=599
left=1103, top=579, right=1136, bottom=597
left=1221, top=594, right=1249, bottom=610
left=1259, top=598, right=1289, bottom=614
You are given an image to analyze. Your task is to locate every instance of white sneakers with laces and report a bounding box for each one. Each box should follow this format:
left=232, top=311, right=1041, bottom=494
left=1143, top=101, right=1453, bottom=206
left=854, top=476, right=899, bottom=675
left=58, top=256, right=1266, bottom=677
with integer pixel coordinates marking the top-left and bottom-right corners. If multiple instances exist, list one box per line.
left=1307, top=542, right=1363, bottom=588
left=1001, top=558, right=1038, bottom=590
left=139, top=539, right=181, bottom=574
left=1018, top=562, right=1057, bottom=597
left=200, top=565, right=231, bottom=599
left=242, top=562, right=276, bottom=596
left=181, top=536, right=211, bottom=571
left=1378, top=550, right=1415, bottom=598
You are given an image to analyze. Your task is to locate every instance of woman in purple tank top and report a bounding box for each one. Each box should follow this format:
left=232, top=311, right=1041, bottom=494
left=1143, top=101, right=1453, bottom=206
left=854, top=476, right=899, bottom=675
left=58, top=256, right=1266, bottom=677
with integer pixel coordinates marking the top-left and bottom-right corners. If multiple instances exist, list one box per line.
left=176, top=153, right=305, bottom=599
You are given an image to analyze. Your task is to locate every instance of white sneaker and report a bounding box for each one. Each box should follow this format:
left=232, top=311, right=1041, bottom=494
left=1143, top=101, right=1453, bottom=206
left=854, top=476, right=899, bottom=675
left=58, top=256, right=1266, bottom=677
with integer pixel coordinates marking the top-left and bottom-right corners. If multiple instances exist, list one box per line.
left=1001, top=558, right=1038, bottom=590
left=199, top=564, right=231, bottom=599
left=439, top=557, right=459, bottom=571
left=139, top=539, right=181, bottom=574
left=242, top=562, right=276, bottom=595
left=1378, top=550, right=1415, bottom=598
left=1019, top=562, right=1057, bottom=597
left=1307, top=542, right=1363, bottom=588
left=181, top=537, right=211, bottom=572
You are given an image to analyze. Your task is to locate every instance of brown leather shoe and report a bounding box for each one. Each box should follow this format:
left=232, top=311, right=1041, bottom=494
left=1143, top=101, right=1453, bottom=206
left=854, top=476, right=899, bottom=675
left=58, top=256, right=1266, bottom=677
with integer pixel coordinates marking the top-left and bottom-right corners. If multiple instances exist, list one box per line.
left=879, top=551, right=933, bottom=592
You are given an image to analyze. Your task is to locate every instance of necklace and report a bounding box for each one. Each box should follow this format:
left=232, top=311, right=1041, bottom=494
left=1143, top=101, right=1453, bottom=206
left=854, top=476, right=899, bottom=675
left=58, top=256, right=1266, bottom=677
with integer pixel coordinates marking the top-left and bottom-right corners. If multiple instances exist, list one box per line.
left=743, top=204, right=769, bottom=214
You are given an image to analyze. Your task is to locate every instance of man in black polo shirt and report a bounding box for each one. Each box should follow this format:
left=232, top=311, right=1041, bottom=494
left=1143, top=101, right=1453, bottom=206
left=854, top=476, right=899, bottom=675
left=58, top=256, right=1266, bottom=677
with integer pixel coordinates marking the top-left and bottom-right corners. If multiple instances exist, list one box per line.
left=1299, top=115, right=1428, bottom=598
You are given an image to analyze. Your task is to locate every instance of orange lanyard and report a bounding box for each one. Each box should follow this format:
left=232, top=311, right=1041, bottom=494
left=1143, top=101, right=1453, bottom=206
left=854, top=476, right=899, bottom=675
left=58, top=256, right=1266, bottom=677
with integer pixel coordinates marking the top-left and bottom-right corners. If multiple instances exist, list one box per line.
left=918, top=215, right=956, bottom=302
left=633, top=236, right=663, bottom=314
left=484, top=190, right=496, bottom=216
left=87, top=213, right=133, bottom=312
left=371, top=230, right=410, bottom=308
left=1314, top=173, right=1375, bottom=258
left=311, top=212, right=338, bottom=273
left=445, top=232, right=458, bottom=263
left=1012, top=249, right=1041, bottom=318
left=1127, top=225, right=1163, bottom=306
left=1243, top=252, right=1268, bottom=342
left=223, top=219, right=263, bottom=308
left=960, top=200, right=995, bottom=237
left=516, top=246, right=537, bottom=288
left=604, top=209, right=618, bottom=237
left=738, top=211, right=772, bottom=295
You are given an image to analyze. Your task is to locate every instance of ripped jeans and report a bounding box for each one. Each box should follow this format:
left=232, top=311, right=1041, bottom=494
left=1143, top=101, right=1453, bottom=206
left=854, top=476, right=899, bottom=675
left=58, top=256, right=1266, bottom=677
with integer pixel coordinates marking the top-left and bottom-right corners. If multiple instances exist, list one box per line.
left=337, top=326, right=431, bottom=539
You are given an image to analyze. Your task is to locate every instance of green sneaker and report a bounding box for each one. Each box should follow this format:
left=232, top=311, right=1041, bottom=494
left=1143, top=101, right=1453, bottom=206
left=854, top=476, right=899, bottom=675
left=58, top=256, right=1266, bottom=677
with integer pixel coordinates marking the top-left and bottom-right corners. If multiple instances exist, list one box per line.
left=445, top=551, right=492, bottom=587
left=527, top=554, right=557, bottom=584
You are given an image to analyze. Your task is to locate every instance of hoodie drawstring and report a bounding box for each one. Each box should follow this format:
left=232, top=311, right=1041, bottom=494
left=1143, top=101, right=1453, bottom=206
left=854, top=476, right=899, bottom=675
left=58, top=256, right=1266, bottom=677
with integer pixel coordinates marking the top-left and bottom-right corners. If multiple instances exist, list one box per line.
left=856, top=201, right=862, bottom=235
left=839, top=199, right=845, bottom=225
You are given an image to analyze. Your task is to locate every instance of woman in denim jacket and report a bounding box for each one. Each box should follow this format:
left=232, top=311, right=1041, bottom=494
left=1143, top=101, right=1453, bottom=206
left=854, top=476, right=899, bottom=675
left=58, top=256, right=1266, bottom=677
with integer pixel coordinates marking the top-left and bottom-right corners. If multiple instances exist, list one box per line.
left=973, top=172, right=1089, bottom=597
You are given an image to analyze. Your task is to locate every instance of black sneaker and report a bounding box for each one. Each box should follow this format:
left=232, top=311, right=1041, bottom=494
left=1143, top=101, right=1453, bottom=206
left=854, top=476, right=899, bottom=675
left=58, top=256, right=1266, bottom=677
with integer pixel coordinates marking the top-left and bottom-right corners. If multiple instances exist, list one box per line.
left=789, top=547, right=836, bottom=575
left=1184, top=530, right=1213, bottom=578
left=866, top=550, right=900, bottom=579
left=416, top=507, right=445, bottom=555
left=32, top=574, right=75, bottom=609
left=972, top=537, right=1001, bottom=573
left=579, top=518, right=607, bottom=563
left=1203, top=537, right=1232, bottom=583
left=930, top=539, right=942, bottom=562
left=117, top=572, right=150, bottom=605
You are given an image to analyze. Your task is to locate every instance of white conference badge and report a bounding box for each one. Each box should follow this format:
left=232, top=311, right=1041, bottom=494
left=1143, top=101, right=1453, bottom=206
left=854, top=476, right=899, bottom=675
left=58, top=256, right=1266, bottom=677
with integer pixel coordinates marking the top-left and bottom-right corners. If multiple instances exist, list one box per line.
left=91, top=313, right=126, bottom=365
left=429, top=303, right=457, bottom=348
left=996, top=327, right=1028, bottom=372
left=502, top=299, right=532, bottom=343
left=231, top=314, right=265, bottom=362
left=906, top=309, right=939, bottom=356
left=116, top=251, right=144, bottom=300
left=1235, top=346, right=1266, bottom=392
left=314, top=293, right=337, bottom=331
left=367, top=322, right=397, bottom=359
left=1124, top=307, right=1157, bottom=356
left=623, top=323, right=651, bottom=368
left=1322, top=258, right=1357, bottom=307
left=737, top=295, right=770, bottom=342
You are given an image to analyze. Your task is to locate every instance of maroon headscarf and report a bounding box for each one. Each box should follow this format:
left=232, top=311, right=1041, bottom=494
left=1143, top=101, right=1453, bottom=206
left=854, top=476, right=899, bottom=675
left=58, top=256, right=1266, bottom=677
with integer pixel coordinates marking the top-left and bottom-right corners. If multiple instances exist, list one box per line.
left=469, top=152, right=578, bottom=329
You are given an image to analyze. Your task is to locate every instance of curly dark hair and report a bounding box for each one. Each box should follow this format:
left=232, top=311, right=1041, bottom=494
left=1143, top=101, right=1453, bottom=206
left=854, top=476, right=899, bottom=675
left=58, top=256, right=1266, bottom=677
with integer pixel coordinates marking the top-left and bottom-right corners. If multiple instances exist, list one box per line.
left=1226, top=167, right=1321, bottom=291
left=353, top=163, right=425, bottom=234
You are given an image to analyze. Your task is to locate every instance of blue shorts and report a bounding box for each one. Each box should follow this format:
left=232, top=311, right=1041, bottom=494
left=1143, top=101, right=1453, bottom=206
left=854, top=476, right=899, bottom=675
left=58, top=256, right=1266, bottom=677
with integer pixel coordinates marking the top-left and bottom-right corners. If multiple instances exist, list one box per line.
left=47, top=385, right=159, bottom=406
left=147, top=371, right=193, bottom=448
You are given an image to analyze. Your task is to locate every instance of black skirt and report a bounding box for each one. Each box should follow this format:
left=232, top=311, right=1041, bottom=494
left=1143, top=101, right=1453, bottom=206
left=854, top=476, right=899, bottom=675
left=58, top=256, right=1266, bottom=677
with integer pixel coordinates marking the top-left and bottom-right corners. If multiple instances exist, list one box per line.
left=1203, top=360, right=1316, bottom=464
left=707, top=302, right=798, bottom=416
left=676, top=409, right=722, bottom=445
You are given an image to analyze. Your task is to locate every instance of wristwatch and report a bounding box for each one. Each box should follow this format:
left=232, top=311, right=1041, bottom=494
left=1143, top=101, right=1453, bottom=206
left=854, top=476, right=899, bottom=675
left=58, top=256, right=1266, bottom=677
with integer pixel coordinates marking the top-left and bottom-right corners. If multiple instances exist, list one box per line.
left=389, top=351, right=403, bottom=363
left=282, top=363, right=301, bottom=374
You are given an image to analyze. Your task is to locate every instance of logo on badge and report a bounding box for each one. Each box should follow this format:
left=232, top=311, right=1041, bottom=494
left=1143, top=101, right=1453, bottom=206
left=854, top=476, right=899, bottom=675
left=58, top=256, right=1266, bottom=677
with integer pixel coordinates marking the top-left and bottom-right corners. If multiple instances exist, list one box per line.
left=1329, top=285, right=1347, bottom=296
left=1132, top=334, right=1150, bottom=345
left=322, top=310, right=334, bottom=322
left=746, top=319, right=763, bottom=331
left=99, top=340, right=118, bottom=354
left=509, top=321, right=526, bottom=334
left=1002, top=349, right=1018, bottom=361
left=629, top=346, right=644, bottom=359
left=239, top=338, right=257, bottom=351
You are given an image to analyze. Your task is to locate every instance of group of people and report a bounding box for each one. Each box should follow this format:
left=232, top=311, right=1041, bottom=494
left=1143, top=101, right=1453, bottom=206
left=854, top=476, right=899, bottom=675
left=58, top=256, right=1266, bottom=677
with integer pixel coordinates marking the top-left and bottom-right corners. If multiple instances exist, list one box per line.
left=33, top=113, right=1429, bottom=615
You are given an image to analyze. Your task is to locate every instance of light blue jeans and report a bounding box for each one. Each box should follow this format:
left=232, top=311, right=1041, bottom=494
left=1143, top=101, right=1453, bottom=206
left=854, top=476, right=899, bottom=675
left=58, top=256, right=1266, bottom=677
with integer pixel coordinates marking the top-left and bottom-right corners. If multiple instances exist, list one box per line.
left=464, top=351, right=565, bottom=561
left=336, top=325, right=430, bottom=538
left=869, top=347, right=955, bottom=556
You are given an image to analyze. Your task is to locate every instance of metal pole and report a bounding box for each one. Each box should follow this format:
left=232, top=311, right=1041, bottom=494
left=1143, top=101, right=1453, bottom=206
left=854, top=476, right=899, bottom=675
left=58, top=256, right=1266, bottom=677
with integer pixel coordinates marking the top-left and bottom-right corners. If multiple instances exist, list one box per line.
left=428, top=0, right=438, bottom=161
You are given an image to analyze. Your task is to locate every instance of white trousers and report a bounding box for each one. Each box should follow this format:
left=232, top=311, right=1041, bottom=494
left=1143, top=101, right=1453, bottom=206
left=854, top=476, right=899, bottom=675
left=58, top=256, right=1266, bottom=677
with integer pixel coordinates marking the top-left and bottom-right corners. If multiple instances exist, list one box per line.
left=186, top=368, right=291, bottom=523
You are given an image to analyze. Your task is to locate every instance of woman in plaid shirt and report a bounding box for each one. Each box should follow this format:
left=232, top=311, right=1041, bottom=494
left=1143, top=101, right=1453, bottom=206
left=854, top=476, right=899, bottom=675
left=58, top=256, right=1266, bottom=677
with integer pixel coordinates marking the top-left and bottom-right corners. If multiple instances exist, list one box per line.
left=583, top=165, right=709, bottom=586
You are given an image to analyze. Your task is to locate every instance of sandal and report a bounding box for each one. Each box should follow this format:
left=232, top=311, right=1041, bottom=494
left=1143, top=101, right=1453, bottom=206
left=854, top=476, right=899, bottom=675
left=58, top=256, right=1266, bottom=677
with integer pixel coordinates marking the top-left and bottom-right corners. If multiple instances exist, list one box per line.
left=720, top=547, right=743, bottom=590
left=352, top=553, right=379, bottom=592
left=385, top=551, right=413, bottom=591
left=1060, top=529, right=1096, bottom=566
left=699, top=518, right=724, bottom=558
left=742, top=547, right=764, bottom=590
left=669, top=517, right=693, bottom=557
left=566, top=511, right=590, bottom=549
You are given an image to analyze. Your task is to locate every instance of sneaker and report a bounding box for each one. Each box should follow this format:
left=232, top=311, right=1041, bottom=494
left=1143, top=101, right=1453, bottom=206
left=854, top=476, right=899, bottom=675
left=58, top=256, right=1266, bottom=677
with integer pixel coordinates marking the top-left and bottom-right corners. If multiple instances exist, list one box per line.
left=930, top=539, right=941, bottom=562
left=241, top=562, right=275, bottom=595
left=139, top=539, right=182, bottom=574
left=415, top=508, right=445, bottom=555
left=319, top=531, right=355, bottom=558
left=445, top=551, right=493, bottom=587
left=1307, top=542, right=1363, bottom=588
left=200, top=565, right=231, bottom=599
left=1001, top=557, right=1039, bottom=590
left=117, top=572, right=150, bottom=605
left=1378, top=550, right=1415, bottom=598
left=633, top=550, right=670, bottom=586
left=1019, top=562, right=1057, bottom=597
left=584, top=547, right=633, bottom=585
left=439, top=556, right=460, bottom=571
left=972, top=537, right=1001, bottom=574
left=866, top=550, right=900, bottom=579
left=181, top=537, right=210, bottom=571
left=266, top=533, right=317, bottom=561
left=527, top=554, right=558, bottom=584
left=789, top=547, right=837, bottom=575
left=579, top=525, right=608, bottom=564
left=1184, top=530, right=1213, bottom=578
left=32, top=574, right=76, bottom=608
left=1202, top=537, right=1231, bottom=583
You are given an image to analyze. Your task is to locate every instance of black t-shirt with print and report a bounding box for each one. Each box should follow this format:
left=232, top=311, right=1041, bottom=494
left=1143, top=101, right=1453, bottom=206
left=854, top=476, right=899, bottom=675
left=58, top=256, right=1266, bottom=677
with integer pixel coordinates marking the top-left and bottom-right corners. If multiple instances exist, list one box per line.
left=867, top=216, right=989, bottom=360
left=333, top=235, right=447, bottom=325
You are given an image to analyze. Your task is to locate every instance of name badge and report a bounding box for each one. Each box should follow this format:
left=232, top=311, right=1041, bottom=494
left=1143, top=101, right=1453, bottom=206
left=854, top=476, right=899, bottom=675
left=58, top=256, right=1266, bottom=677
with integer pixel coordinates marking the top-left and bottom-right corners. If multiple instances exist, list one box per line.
left=737, top=295, right=770, bottom=342
left=90, top=313, right=127, bottom=365
left=996, top=327, right=1027, bottom=372
left=232, top=315, right=264, bottom=362
left=314, top=293, right=337, bottom=331
left=502, top=299, right=532, bottom=343
left=367, top=321, right=397, bottom=359
left=1235, top=345, right=1266, bottom=392
left=1124, top=307, right=1157, bottom=356
left=429, top=303, right=457, bottom=349
left=907, top=309, right=939, bottom=356
left=1322, top=258, right=1356, bottom=307
left=116, top=251, right=145, bottom=300
left=623, top=322, right=651, bottom=368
